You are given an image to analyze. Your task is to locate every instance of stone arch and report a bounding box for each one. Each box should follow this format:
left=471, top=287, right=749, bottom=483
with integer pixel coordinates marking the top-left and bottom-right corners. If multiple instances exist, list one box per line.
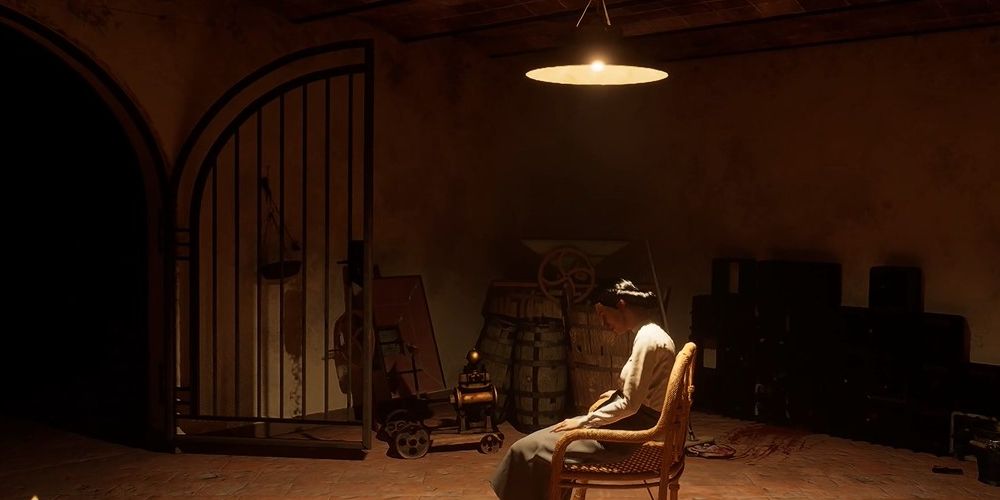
left=1, top=6, right=171, bottom=449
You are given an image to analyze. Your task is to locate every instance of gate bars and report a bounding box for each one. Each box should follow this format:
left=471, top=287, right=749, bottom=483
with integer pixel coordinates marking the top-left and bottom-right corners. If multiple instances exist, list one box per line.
left=171, top=40, right=374, bottom=451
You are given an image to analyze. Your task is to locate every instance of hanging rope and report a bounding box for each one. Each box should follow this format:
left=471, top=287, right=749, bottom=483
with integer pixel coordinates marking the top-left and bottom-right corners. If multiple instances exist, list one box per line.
left=260, top=174, right=301, bottom=255
left=258, top=166, right=302, bottom=280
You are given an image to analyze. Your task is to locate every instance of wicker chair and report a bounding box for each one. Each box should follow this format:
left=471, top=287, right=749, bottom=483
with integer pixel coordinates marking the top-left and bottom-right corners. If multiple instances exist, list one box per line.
left=548, top=342, right=697, bottom=500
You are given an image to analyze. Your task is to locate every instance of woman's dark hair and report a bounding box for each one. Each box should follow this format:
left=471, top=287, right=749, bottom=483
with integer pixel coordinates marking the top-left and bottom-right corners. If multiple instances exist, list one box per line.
left=592, top=279, right=657, bottom=309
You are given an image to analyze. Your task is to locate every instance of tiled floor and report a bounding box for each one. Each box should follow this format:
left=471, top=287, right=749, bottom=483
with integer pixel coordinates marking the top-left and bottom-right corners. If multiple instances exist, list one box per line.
left=1, top=412, right=998, bottom=499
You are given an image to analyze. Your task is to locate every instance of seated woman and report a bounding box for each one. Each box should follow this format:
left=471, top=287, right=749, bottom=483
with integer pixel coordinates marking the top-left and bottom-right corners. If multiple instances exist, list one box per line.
left=489, top=279, right=677, bottom=500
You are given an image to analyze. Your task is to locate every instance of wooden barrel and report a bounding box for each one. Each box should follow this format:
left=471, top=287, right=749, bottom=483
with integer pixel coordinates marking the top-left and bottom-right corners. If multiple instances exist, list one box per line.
left=517, top=290, right=563, bottom=323
left=482, top=283, right=563, bottom=323
left=481, top=286, right=521, bottom=321
left=476, top=315, right=517, bottom=423
left=567, top=306, right=632, bottom=414
left=512, top=321, right=569, bottom=432
left=479, top=282, right=565, bottom=426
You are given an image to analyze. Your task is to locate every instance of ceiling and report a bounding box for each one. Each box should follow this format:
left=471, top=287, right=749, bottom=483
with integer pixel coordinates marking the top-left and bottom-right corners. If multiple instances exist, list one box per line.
left=282, top=0, right=1000, bottom=61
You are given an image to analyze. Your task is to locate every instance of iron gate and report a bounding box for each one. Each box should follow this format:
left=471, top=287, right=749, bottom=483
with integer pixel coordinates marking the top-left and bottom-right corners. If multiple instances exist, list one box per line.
left=172, top=41, right=375, bottom=453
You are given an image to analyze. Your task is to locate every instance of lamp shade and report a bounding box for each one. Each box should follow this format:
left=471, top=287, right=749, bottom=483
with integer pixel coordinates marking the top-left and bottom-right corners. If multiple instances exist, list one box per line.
left=525, top=64, right=667, bottom=85
left=525, top=25, right=667, bottom=85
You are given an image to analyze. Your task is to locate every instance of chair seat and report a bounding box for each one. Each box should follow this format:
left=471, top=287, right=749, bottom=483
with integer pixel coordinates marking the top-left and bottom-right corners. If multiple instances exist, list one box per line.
left=564, top=442, right=664, bottom=475
left=548, top=342, right=697, bottom=500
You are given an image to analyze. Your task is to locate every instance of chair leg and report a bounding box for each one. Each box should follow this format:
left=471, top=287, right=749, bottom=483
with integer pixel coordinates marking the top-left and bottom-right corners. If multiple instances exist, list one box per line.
left=666, top=481, right=680, bottom=500
left=571, top=482, right=588, bottom=500
left=657, top=480, right=678, bottom=500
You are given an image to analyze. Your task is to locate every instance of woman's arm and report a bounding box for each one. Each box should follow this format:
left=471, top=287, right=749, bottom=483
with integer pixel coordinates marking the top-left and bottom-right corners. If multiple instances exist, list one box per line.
left=575, top=331, right=660, bottom=428
left=588, top=389, right=619, bottom=412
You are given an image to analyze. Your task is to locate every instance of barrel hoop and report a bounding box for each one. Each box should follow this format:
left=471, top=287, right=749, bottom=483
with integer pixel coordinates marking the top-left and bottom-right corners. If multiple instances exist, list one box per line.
left=512, top=359, right=566, bottom=367
left=515, top=339, right=568, bottom=348
left=511, top=389, right=566, bottom=398
left=482, top=313, right=520, bottom=325
left=480, top=352, right=513, bottom=364
left=481, top=331, right=516, bottom=341
left=517, top=318, right=563, bottom=326
left=481, top=329, right=516, bottom=340
left=571, top=361, right=618, bottom=372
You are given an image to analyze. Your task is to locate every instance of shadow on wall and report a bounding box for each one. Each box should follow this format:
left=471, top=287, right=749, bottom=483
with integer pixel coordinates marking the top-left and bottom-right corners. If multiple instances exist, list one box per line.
left=0, top=24, right=148, bottom=447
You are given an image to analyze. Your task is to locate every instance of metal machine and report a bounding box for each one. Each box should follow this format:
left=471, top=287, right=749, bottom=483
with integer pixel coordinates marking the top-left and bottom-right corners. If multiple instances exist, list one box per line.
left=381, top=349, right=504, bottom=459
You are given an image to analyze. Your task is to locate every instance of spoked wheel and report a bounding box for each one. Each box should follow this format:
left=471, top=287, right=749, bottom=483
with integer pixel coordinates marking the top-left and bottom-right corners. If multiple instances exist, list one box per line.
left=478, top=432, right=503, bottom=454
left=380, top=409, right=413, bottom=440
left=537, top=247, right=596, bottom=304
left=383, top=419, right=404, bottom=437
left=392, top=423, right=431, bottom=459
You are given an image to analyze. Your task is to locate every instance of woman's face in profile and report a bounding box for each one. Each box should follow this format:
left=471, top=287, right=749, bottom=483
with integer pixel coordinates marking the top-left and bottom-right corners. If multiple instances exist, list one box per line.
left=595, top=301, right=628, bottom=334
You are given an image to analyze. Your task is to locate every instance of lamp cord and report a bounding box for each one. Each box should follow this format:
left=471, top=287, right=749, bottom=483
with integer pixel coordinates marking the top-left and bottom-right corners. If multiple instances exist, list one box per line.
left=575, top=0, right=612, bottom=27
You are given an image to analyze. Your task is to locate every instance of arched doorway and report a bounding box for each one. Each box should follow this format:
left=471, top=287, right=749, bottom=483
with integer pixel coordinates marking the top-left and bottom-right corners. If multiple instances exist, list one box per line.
left=171, top=40, right=377, bottom=455
left=0, top=9, right=169, bottom=448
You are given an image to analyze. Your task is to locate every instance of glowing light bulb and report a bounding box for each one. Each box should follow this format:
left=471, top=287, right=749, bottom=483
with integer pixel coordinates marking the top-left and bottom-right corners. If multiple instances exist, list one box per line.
left=590, top=60, right=605, bottom=72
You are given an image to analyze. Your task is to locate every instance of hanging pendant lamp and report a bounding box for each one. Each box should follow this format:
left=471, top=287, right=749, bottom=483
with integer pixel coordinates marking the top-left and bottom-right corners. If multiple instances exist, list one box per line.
left=525, top=0, right=668, bottom=85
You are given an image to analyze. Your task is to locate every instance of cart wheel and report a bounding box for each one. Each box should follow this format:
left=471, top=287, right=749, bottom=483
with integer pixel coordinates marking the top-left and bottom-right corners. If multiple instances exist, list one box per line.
left=383, top=419, right=401, bottom=436
left=381, top=409, right=412, bottom=437
left=479, top=433, right=503, bottom=454
left=393, top=424, right=431, bottom=459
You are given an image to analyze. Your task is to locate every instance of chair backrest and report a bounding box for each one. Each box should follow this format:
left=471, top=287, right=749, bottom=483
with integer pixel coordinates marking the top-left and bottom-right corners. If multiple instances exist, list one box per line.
left=654, top=342, right=697, bottom=476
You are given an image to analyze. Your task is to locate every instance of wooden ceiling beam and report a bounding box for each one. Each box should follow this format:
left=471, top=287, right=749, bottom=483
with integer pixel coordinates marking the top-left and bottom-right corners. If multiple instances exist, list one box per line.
left=400, top=0, right=666, bottom=43
left=490, top=0, right=917, bottom=57
left=493, top=0, right=1000, bottom=62
left=292, top=0, right=414, bottom=24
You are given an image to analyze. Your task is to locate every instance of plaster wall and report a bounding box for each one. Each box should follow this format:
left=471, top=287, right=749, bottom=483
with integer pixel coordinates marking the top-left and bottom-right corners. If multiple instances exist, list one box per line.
left=2, top=0, right=523, bottom=394
left=5, top=0, right=998, bottom=409
left=503, top=27, right=1000, bottom=364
